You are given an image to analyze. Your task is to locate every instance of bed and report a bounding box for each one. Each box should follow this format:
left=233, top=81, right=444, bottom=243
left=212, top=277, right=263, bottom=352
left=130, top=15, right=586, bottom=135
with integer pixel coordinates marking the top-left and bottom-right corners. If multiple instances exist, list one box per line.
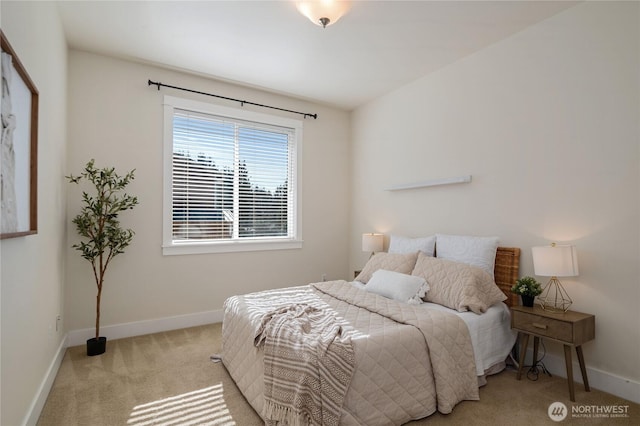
left=221, top=246, right=520, bottom=425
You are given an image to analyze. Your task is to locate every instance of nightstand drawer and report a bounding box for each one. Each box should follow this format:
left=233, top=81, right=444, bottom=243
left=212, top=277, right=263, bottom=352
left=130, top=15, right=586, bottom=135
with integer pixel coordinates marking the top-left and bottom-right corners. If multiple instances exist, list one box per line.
left=512, top=310, right=573, bottom=342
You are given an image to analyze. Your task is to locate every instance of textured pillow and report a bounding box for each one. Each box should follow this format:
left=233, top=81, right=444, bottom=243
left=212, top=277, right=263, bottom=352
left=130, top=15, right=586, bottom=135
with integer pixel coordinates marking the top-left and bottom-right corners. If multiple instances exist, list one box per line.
left=435, top=234, right=499, bottom=277
left=388, top=234, right=436, bottom=257
left=411, top=253, right=506, bottom=314
left=355, top=252, right=419, bottom=284
left=365, top=270, right=428, bottom=305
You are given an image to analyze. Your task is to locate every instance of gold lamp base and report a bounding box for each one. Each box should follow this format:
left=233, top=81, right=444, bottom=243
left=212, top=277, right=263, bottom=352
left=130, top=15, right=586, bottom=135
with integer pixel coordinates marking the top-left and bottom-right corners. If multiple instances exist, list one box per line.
left=538, top=277, right=572, bottom=313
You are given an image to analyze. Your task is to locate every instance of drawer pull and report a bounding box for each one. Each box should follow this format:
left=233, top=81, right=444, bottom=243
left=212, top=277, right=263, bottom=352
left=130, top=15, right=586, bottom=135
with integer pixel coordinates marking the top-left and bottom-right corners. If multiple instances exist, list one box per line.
left=532, top=322, right=548, bottom=330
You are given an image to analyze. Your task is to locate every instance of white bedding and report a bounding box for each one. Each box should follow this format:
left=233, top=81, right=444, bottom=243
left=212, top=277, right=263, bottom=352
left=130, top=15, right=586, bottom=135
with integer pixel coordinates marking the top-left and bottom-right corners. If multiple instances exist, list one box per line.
left=353, top=280, right=516, bottom=377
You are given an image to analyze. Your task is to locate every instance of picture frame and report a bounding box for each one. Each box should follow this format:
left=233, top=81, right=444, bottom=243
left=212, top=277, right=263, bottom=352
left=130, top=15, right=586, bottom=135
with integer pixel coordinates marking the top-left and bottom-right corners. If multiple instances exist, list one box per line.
left=1, top=30, right=38, bottom=239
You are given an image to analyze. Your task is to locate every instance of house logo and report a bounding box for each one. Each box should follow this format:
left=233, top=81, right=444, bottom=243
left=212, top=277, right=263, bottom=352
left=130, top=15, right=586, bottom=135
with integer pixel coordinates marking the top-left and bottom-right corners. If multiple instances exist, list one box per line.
left=548, top=401, right=568, bottom=422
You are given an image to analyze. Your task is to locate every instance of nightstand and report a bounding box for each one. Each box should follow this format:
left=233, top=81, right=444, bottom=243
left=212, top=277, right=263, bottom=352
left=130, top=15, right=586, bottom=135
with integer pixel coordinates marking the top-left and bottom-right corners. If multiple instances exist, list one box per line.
left=511, top=305, right=595, bottom=402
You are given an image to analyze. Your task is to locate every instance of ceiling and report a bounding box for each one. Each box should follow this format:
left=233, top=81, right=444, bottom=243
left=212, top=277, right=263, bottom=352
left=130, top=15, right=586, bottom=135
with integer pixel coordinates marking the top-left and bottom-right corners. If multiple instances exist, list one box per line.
left=56, top=1, right=577, bottom=110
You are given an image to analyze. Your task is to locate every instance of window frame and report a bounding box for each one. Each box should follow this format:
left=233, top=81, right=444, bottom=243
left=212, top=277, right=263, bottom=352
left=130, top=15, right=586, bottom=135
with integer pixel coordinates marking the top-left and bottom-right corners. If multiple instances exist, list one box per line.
left=162, top=95, right=303, bottom=255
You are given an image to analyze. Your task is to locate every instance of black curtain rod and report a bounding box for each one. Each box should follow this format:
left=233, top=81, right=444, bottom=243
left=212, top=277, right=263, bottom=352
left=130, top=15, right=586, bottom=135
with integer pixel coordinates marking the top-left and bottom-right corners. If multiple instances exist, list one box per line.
left=148, top=79, right=318, bottom=120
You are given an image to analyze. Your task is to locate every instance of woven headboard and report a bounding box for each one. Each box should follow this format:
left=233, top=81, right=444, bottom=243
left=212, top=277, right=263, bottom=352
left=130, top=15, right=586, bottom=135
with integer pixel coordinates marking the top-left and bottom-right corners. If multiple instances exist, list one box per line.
left=494, top=247, right=521, bottom=307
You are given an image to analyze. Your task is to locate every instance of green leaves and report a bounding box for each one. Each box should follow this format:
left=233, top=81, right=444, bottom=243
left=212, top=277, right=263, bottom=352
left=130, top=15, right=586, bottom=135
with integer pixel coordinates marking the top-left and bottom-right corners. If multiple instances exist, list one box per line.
left=67, top=159, right=139, bottom=272
left=511, top=276, right=543, bottom=297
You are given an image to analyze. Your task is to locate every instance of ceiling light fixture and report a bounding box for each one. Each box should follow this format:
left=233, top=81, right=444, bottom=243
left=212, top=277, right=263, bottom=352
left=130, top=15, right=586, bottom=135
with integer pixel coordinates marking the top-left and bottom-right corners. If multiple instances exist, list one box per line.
left=296, top=0, right=351, bottom=28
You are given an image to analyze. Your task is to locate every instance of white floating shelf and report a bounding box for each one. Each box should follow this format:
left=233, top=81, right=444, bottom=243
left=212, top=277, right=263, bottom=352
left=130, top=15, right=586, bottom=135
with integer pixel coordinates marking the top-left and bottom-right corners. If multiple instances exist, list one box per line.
left=386, top=175, right=472, bottom=191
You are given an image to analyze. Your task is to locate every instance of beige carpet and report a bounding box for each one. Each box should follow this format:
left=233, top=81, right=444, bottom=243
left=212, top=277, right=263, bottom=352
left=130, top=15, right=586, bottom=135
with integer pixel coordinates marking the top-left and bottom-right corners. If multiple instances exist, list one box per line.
left=38, top=323, right=638, bottom=425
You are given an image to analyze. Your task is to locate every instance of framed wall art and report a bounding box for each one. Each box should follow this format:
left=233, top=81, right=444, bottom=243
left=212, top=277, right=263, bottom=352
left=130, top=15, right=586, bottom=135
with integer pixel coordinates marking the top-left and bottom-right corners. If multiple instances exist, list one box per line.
left=1, top=30, right=38, bottom=239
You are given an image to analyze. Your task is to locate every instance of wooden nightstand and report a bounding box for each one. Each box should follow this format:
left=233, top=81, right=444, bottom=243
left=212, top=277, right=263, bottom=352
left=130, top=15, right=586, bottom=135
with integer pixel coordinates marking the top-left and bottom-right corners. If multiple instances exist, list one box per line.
left=511, top=305, right=595, bottom=402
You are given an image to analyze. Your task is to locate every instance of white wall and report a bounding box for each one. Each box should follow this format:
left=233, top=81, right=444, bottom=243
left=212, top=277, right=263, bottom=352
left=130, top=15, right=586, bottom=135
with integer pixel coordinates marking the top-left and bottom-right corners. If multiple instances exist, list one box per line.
left=0, top=2, right=68, bottom=425
left=65, top=51, right=351, bottom=333
left=350, top=1, right=639, bottom=397
left=2, top=2, right=637, bottom=423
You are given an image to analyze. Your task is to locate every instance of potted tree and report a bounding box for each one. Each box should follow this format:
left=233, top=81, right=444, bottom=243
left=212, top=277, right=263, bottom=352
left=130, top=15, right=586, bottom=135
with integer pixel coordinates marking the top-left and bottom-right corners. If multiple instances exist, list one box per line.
left=67, top=159, right=138, bottom=356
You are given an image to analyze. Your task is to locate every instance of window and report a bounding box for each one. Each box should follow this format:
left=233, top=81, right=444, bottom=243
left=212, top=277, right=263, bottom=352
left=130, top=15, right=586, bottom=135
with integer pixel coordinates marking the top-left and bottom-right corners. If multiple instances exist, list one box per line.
left=163, top=96, right=302, bottom=255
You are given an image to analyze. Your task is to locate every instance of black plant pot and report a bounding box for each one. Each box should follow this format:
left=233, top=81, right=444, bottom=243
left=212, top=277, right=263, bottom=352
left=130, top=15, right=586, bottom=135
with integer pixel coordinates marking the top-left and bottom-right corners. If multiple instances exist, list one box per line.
left=87, top=336, right=107, bottom=356
left=521, top=295, right=535, bottom=307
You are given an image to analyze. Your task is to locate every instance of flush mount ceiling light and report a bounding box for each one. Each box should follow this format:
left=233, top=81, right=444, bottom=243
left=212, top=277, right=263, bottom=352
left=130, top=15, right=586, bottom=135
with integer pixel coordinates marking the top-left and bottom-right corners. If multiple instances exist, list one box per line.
left=296, top=0, right=351, bottom=28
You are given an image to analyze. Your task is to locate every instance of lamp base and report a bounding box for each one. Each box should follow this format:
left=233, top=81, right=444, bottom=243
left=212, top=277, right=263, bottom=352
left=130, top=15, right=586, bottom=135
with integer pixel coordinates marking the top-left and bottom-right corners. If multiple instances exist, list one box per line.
left=538, top=277, right=572, bottom=313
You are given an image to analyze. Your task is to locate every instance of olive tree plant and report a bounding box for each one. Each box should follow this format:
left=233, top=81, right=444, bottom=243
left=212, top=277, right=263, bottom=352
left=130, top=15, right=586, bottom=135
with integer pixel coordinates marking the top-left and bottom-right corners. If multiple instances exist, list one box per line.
left=67, top=159, right=138, bottom=342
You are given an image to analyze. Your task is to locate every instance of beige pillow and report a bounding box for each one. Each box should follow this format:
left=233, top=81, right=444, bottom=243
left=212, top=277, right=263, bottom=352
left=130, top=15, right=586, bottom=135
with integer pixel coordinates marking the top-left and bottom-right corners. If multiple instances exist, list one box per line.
left=355, top=252, right=419, bottom=284
left=411, top=252, right=506, bottom=314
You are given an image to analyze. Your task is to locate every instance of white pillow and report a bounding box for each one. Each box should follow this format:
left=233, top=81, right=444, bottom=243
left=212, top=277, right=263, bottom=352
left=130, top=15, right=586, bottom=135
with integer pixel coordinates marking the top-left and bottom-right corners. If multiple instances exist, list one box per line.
left=365, top=269, right=429, bottom=305
left=435, top=234, right=499, bottom=277
left=388, top=234, right=436, bottom=256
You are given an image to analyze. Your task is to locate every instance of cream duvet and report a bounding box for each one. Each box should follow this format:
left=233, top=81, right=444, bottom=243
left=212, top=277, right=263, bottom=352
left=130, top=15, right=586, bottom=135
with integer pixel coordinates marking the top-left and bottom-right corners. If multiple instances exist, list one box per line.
left=221, top=280, right=480, bottom=425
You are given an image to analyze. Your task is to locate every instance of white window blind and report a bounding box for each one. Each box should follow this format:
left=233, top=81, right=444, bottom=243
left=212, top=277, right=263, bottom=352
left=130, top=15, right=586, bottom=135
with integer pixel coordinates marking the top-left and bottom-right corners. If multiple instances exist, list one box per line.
left=163, top=96, right=302, bottom=255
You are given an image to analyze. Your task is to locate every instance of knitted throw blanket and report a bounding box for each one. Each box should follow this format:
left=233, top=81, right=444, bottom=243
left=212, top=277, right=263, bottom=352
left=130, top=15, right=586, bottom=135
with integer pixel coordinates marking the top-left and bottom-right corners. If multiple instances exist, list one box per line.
left=254, top=303, right=355, bottom=426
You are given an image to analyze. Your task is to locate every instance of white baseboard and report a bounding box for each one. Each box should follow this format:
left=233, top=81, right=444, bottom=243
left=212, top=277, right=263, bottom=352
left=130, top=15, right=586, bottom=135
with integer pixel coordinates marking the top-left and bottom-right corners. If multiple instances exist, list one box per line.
left=66, top=309, right=224, bottom=347
left=524, top=347, right=640, bottom=404
left=23, top=337, right=67, bottom=426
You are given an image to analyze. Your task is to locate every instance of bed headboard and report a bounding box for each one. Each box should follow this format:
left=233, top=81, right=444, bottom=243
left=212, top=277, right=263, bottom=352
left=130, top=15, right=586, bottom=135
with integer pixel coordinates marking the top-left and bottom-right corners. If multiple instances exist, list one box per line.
left=494, top=247, right=521, bottom=307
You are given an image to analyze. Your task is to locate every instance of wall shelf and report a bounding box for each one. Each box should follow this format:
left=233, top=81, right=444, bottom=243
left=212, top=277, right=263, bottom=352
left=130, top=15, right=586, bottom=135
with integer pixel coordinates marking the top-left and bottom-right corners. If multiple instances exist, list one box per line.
left=386, top=175, right=472, bottom=191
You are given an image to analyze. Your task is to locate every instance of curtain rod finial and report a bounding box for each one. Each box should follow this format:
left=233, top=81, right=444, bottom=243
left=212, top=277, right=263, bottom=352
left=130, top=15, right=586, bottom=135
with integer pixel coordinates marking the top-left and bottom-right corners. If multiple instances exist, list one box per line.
left=148, top=79, right=161, bottom=90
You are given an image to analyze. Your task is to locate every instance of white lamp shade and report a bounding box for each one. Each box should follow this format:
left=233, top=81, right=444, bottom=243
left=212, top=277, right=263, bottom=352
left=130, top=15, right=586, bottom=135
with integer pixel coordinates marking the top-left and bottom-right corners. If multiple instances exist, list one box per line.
left=362, top=233, right=384, bottom=253
left=296, top=0, right=351, bottom=27
left=532, top=244, right=579, bottom=277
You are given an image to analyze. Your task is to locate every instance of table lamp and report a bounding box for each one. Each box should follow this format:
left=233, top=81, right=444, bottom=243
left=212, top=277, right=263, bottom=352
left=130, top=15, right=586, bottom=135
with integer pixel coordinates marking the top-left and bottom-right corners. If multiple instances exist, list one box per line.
left=532, top=243, right=579, bottom=313
left=362, top=233, right=384, bottom=259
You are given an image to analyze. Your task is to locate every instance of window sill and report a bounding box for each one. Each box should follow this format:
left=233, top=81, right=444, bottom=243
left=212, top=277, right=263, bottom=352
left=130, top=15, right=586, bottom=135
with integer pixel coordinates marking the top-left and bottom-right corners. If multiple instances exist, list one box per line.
left=162, top=239, right=303, bottom=256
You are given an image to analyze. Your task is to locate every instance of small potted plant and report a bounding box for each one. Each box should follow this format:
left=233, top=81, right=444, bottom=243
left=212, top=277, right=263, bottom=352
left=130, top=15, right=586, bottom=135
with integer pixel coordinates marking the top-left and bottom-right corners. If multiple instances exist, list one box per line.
left=511, top=276, right=543, bottom=307
left=67, top=159, right=138, bottom=356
